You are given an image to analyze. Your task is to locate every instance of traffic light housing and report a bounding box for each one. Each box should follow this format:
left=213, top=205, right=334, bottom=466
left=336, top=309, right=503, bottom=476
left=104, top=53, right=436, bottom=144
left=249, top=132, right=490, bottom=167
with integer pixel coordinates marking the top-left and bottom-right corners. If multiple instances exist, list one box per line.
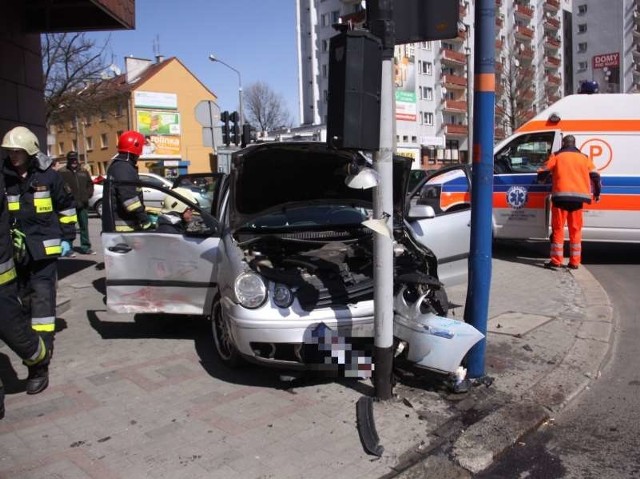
left=220, top=110, right=230, bottom=146
left=229, top=111, right=240, bottom=145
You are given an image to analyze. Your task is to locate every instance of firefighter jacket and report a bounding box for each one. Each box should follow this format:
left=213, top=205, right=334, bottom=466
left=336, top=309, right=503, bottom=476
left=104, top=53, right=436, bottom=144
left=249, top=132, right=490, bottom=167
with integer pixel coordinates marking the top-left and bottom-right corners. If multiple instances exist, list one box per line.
left=58, top=165, right=94, bottom=209
left=2, top=153, right=77, bottom=261
left=0, top=172, right=17, bottom=287
left=537, top=146, right=601, bottom=207
left=106, top=153, right=150, bottom=231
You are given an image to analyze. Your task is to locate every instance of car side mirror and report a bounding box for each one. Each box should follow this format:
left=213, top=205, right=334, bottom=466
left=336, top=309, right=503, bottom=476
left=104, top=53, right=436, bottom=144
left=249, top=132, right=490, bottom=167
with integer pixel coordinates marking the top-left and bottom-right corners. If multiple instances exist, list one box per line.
left=407, top=204, right=436, bottom=220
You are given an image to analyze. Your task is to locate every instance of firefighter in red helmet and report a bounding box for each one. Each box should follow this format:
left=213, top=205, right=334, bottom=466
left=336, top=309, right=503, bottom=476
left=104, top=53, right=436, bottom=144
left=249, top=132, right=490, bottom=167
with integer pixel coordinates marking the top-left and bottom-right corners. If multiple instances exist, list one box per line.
left=104, top=131, right=152, bottom=231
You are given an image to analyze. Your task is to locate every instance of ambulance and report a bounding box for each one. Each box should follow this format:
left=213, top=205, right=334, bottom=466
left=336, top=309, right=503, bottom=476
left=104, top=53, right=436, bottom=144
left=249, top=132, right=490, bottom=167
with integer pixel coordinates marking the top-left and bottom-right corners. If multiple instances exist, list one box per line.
left=417, top=93, right=640, bottom=244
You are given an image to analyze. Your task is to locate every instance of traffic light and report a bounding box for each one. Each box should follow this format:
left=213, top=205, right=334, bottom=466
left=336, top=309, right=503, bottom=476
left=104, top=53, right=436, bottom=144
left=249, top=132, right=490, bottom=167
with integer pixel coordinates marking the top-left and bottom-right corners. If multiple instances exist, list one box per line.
left=220, top=110, right=230, bottom=146
left=229, top=111, right=240, bottom=146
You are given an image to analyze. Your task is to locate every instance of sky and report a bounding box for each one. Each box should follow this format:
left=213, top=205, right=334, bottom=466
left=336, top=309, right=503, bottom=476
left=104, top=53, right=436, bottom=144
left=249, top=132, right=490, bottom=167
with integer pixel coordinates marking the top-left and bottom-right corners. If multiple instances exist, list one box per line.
left=87, top=0, right=300, bottom=125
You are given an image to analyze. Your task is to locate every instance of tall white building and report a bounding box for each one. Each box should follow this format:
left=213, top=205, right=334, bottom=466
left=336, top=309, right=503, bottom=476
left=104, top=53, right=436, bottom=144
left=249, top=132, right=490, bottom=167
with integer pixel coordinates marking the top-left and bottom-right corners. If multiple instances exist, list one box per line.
left=571, top=0, right=640, bottom=93
left=295, top=0, right=577, bottom=168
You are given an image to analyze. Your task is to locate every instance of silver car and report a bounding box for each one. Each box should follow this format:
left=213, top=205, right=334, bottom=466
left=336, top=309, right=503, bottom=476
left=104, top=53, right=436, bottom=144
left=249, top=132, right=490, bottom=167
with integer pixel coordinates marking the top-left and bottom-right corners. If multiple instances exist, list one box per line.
left=101, top=142, right=475, bottom=374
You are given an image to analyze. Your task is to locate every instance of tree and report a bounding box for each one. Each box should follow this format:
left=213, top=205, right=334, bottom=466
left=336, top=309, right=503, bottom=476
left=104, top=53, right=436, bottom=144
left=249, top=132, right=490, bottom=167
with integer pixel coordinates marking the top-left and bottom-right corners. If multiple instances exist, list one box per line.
left=41, top=33, right=113, bottom=124
left=494, top=40, right=537, bottom=139
left=244, top=81, right=291, bottom=133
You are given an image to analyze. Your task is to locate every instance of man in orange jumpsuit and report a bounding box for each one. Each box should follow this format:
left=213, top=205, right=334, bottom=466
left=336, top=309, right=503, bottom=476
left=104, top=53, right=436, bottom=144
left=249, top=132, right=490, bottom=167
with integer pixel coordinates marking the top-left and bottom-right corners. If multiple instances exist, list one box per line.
left=537, top=135, right=601, bottom=270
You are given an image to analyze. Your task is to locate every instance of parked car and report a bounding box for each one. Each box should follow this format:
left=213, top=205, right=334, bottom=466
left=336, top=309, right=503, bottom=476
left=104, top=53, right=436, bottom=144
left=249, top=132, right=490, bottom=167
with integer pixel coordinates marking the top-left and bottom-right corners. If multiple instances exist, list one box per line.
left=89, top=172, right=174, bottom=217
left=100, top=142, right=474, bottom=373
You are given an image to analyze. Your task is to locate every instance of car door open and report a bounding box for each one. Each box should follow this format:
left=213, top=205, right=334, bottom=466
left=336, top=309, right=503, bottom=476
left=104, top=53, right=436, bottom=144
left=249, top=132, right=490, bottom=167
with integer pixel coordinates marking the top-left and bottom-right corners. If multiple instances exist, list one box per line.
left=101, top=179, right=222, bottom=315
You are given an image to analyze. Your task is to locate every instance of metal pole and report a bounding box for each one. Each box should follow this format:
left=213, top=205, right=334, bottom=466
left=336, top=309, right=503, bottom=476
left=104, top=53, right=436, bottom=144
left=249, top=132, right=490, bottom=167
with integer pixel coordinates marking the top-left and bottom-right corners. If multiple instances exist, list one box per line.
left=208, top=55, right=244, bottom=129
left=463, top=0, right=496, bottom=379
left=369, top=0, right=395, bottom=401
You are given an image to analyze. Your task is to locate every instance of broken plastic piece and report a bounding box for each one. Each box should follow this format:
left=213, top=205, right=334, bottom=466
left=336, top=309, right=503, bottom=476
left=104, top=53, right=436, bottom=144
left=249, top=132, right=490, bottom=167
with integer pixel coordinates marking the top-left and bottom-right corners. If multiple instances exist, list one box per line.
left=356, top=396, right=384, bottom=457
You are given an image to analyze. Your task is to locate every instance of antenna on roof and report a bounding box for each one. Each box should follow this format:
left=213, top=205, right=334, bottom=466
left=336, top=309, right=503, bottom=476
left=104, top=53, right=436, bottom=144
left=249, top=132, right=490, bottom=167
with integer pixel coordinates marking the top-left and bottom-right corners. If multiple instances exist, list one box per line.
left=153, top=35, right=160, bottom=57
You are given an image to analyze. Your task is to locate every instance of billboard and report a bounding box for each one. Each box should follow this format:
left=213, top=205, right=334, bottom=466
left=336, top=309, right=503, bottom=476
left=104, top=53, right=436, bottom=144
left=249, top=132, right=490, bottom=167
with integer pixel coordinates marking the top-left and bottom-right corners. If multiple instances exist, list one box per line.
left=592, top=52, right=620, bottom=93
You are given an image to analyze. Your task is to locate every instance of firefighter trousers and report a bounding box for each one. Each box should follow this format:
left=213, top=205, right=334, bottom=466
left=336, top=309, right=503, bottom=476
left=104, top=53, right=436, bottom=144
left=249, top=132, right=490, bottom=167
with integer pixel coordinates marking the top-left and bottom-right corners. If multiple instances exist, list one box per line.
left=16, top=258, right=58, bottom=342
left=550, top=206, right=583, bottom=267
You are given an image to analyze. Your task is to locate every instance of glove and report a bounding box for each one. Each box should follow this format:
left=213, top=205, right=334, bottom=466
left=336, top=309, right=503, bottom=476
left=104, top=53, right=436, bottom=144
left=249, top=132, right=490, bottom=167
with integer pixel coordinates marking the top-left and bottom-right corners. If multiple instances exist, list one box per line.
left=140, top=221, right=153, bottom=230
left=11, top=227, right=27, bottom=262
left=61, top=241, right=71, bottom=257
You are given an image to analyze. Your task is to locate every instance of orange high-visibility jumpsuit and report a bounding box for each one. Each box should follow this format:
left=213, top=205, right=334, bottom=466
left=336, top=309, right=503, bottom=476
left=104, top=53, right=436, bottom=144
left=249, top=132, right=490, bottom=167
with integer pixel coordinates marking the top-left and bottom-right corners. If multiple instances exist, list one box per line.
left=538, top=147, right=598, bottom=268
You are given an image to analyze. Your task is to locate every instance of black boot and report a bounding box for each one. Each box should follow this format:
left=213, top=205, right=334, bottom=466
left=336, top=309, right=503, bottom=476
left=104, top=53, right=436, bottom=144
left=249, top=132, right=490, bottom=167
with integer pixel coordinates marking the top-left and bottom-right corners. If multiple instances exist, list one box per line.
left=26, top=363, right=49, bottom=395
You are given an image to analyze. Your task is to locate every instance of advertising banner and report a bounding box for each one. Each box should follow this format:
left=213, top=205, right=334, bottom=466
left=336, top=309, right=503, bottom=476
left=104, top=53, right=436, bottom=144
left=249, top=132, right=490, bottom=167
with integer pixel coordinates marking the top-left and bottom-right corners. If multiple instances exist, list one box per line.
left=137, top=110, right=181, bottom=136
left=395, top=91, right=417, bottom=121
left=141, top=135, right=181, bottom=158
left=395, top=45, right=417, bottom=122
left=592, top=52, right=620, bottom=93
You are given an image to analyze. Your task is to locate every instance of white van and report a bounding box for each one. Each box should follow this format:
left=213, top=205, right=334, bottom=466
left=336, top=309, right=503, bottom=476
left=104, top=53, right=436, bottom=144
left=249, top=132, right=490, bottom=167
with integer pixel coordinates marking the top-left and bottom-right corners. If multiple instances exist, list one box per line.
left=415, top=94, right=640, bottom=244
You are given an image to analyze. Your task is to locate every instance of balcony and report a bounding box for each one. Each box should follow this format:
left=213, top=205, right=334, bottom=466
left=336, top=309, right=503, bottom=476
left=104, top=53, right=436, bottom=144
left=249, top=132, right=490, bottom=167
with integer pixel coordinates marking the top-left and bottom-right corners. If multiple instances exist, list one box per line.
left=633, top=46, right=640, bottom=61
left=442, top=74, right=467, bottom=89
left=544, top=55, right=561, bottom=68
left=443, top=100, right=468, bottom=112
left=515, top=25, right=535, bottom=41
left=496, top=0, right=502, bottom=6
left=441, top=48, right=467, bottom=65
left=633, top=26, right=640, bottom=39
left=544, top=17, right=561, bottom=31
left=459, top=4, right=467, bottom=17
left=496, top=15, right=504, bottom=29
left=543, top=0, right=560, bottom=12
left=635, top=10, right=640, bottom=26
left=547, top=74, right=561, bottom=85
left=544, top=35, right=561, bottom=50
left=444, top=123, right=468, bottom=137
left=517, top=46, right=535, bottom=62
left=496, top=39, right=504, bottom=50
left=514, top=4, right=534, bottom=20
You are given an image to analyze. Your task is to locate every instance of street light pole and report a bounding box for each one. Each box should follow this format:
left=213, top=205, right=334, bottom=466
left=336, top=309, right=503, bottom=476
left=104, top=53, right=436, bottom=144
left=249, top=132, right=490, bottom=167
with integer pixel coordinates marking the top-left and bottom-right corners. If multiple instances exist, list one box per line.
left=208, top=54, right=244, bottom=130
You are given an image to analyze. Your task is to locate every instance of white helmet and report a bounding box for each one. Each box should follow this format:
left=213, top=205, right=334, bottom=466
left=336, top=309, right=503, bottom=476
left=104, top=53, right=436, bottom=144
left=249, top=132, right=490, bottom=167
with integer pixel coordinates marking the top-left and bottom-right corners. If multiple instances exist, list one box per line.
left=162, top=187, right=197, bottom=214
left=2, top=126, right=40, bottom=156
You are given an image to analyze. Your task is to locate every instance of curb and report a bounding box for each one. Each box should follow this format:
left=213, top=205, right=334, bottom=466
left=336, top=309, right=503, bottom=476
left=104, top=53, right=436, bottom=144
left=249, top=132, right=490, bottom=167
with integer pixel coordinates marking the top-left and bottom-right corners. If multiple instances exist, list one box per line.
left=450, top=266, right=614, bottom=474
left=394, top=265, right=614, bottom=477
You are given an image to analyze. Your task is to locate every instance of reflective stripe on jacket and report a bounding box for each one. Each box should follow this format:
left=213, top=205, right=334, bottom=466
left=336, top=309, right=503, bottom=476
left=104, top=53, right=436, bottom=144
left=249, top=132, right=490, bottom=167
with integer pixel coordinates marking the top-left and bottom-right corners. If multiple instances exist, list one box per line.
left=106, top=154, right=150, bottom=231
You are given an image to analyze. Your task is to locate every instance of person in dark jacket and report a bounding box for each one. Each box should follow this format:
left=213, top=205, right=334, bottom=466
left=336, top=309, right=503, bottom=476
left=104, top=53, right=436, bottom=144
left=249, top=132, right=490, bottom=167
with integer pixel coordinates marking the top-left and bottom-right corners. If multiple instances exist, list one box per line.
left=105, top=131, right=152, bottom=232
left=58, top=151, right=95, bottom=255
left=537, top=135, right=601, bottom=269
left=0, top=170, right=52, bottom=417
left=1, top=126, right=76, bottom=392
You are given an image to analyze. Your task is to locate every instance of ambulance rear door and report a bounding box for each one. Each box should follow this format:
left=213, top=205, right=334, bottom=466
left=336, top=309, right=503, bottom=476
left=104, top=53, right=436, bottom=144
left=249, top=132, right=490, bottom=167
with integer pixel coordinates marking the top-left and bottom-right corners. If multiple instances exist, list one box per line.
left=492, top=130, right=562, bottom=240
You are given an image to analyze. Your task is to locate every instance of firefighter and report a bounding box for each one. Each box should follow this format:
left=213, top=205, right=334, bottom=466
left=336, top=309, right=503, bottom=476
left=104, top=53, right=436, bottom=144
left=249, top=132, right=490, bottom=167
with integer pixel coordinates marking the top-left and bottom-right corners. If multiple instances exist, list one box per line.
left=537, top=135, right=601, bottom=270
left=105, top=131, right=152, bottom=232
left=1, top=127, right=68, bottom=396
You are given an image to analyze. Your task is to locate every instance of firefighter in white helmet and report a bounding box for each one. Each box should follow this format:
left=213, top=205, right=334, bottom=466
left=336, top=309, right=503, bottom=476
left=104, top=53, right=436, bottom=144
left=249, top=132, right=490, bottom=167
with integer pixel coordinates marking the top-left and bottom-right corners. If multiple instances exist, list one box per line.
left=157, top=187, right=208, bottom=234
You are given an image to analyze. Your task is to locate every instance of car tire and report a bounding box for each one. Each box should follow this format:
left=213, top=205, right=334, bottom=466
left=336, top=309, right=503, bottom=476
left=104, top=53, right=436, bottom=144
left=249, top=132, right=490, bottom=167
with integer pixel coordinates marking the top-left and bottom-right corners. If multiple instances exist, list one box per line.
left=94, top=199, right=103, bottom=218
left=211, top=299, right=243, bottom=368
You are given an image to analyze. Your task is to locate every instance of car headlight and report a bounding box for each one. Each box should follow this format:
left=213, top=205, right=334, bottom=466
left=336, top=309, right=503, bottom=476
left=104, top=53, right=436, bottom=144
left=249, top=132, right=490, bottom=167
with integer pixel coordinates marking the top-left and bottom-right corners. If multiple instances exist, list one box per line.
left=273, top=284, right=293, bottom=308
left=234, top=272, right=267, bottom=309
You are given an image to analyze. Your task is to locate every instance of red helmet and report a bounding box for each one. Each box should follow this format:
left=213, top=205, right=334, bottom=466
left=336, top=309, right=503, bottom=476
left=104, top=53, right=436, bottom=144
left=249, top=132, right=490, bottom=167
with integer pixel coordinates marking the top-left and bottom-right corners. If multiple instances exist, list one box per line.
left=117, top=130, right=144, bottom=156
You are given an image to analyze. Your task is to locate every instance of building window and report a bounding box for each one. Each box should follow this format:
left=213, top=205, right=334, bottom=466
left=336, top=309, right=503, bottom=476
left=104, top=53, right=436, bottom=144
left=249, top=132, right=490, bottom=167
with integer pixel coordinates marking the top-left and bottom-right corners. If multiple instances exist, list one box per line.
left=58, top=142, right=64, bottom=156
left=72, top=139, right=78, bottom=151
left=84, top=115, right=92, bottom=126
left=321, top=13, right=329, bottom=27
left=85, top=136, right=93, bottom=151
left=577, top=24, right=587, bottom=33
left=419, top=61, right=433, bottom=75
left=411, top=136, right=417, bottom=143
left=115, top=103, right=124, bottom=117
left=577, top=4, right=587, bottom=14
left=99, top=110, right=107, bottom=121
left=419, top=86, right=433, bottom=101
left=577, top=42, right=587, bottom=53
left=323, top=89, right=328, bottom=102
left=322, top=39, right=329, bottom=52
left=322, top=64, right=328, bottom=78
left=422, top=111, right=434, bottom=125
left=420, top=41, right=432, bottom=50
left=578, top=61, right=588, bottom=71
left=100, top=133, right=108, bottom=149
left=331, top=10, right=340, bottom=24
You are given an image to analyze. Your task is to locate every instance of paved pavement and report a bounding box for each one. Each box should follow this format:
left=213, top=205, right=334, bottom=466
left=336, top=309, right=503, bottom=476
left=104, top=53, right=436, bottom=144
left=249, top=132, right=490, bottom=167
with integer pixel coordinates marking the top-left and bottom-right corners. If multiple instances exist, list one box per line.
left=0, top=218, right=613, bottom=478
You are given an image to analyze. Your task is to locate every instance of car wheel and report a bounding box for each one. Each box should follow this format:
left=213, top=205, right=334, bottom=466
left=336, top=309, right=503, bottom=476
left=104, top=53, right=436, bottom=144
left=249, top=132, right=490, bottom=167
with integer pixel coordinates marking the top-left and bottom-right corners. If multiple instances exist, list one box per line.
left=94, top=199, right=103, bottom=218
left=211, top=299, right=243, bottom=368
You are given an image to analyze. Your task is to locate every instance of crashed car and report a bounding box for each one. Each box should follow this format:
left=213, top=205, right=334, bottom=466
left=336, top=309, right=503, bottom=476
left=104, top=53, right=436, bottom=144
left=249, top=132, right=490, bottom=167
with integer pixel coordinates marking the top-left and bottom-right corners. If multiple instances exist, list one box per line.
left=101, top=142, right=479, bottom=374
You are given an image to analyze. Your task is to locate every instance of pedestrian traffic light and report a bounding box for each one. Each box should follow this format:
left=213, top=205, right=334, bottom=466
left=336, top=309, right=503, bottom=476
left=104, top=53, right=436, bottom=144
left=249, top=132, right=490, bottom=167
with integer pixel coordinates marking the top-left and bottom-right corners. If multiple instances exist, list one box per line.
left=220, top=110, right=230, bottom=146
left=229, top=111, right=240, bottom=146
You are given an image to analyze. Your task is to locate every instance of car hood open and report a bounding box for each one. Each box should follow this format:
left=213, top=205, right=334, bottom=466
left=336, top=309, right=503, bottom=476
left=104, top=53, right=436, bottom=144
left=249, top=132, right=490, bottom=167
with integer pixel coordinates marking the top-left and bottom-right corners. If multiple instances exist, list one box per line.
left=229, top=142, right=412, bottom=231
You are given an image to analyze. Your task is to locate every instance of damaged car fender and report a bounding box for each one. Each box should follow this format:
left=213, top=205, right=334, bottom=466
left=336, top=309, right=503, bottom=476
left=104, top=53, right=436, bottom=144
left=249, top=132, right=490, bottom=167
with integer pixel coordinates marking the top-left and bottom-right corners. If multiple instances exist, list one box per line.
left=393, top=285, right=484, bottom=374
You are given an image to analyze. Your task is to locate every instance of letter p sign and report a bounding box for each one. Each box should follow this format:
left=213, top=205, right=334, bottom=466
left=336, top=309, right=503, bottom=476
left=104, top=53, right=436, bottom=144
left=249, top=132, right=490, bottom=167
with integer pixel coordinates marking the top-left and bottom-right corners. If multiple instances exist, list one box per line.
left=580, top=138, right=613, bottom=171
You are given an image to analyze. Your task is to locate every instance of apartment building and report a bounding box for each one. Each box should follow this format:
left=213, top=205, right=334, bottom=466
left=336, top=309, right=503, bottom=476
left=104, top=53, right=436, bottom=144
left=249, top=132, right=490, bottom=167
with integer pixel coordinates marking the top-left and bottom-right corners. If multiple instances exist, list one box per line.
left=296, top=0, right=573, bottom=168
left=50, top=56, right=217, bottom=178
left=572, top=0, right=640, bottom=93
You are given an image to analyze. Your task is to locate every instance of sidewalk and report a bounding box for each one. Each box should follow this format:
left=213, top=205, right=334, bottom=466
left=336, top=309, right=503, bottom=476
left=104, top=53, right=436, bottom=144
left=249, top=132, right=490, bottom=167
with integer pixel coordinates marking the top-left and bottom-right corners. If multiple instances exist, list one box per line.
left=0, top=221, right=613, bottom=478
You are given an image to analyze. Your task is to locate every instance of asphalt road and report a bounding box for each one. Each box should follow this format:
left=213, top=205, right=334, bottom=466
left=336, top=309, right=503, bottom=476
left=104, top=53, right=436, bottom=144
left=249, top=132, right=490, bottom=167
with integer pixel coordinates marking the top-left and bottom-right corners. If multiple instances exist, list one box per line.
left=476, top=242, right=640, bottom=479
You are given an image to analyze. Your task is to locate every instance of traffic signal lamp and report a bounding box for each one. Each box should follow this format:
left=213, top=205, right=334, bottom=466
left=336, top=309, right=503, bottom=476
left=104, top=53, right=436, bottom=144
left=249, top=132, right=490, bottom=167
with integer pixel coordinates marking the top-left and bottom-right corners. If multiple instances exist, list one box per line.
left=229, top=111, right=240, bottom=146
left=220, top=110, right=230, bottom=146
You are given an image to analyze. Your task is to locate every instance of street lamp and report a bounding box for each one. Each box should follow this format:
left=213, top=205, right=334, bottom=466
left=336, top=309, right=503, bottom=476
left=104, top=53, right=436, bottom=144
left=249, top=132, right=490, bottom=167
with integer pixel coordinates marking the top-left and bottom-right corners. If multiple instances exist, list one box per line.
left=208, top=54, right=244, bottom=130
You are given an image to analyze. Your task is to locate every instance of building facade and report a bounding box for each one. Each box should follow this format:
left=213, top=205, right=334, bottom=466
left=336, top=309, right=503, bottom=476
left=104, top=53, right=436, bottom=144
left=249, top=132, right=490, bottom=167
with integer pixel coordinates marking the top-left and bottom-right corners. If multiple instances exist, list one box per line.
left=51, top=56, right=218, bottom=178
left=571, top=0, right=640, bottom=93
left=296, top=0, right=579, bottom=168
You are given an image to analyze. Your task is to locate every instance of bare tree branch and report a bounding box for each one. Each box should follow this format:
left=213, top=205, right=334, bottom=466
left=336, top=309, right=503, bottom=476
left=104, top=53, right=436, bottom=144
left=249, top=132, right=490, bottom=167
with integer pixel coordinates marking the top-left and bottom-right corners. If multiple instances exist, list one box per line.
left=244, top=82, right=292, bottom=133
left=42, top=33, right=113, bottom=125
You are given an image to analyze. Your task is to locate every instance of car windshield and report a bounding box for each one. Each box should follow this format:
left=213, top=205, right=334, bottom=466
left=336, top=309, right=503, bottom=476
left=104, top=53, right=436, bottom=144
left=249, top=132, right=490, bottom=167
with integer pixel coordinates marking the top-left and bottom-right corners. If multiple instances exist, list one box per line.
left=240, top=203, right=371, bottom=230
